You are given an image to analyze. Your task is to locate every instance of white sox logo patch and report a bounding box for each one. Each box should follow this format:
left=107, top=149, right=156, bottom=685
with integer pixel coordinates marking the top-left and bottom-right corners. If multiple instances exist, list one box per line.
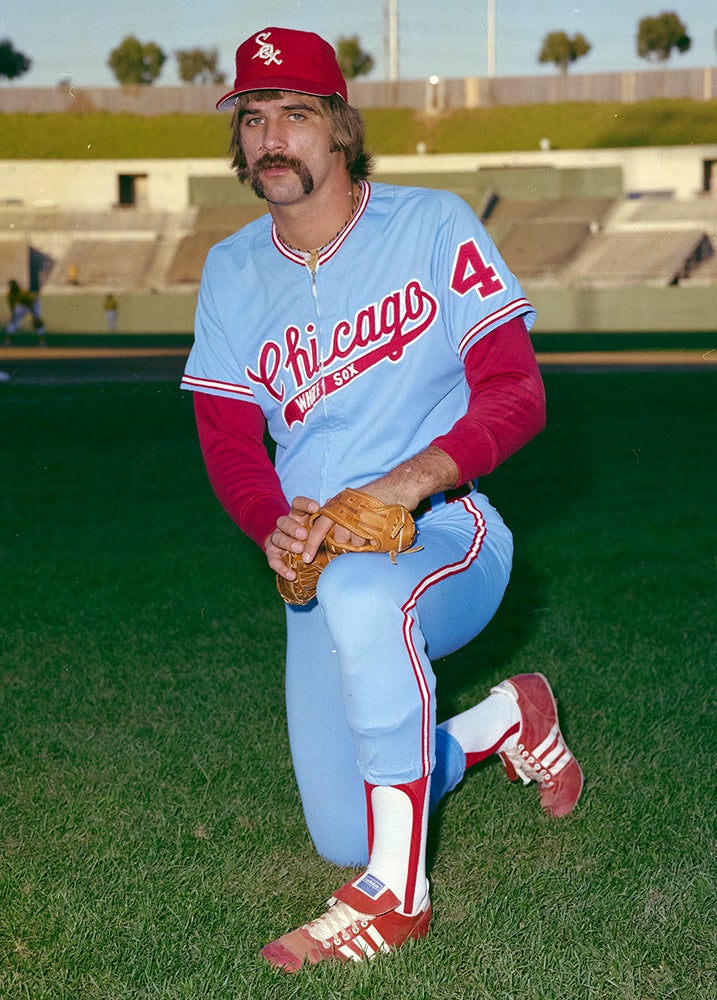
left=246, top=279, right=439, bottom=427
left=253, top=31, right=283, bottom=66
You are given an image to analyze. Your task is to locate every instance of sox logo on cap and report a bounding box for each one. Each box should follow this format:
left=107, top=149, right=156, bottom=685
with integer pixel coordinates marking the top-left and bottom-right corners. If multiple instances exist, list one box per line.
left=253, top=31, right=283, bottom=67
left=216, top=26, right=348, bottom=109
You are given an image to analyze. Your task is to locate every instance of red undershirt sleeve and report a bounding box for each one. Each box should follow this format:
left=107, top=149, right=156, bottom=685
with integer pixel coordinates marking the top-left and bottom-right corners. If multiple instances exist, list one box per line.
left=431, top=316, right=546, bottom=484
left=193, top=392, right=290, bottom=550
left=194, top=317, right=543, bottom=543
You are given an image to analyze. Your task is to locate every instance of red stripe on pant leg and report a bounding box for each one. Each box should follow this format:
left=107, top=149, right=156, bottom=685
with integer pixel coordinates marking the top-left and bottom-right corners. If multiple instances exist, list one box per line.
left=401, top=612, right=433, bottom=777
left=401, top=502, right=489, bottom=779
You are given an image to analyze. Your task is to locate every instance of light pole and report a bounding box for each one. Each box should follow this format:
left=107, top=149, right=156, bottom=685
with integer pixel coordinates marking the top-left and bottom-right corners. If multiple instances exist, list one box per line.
left=487, top=0, right=496, bottom=78
left=386, top=0, right=399, bottom=81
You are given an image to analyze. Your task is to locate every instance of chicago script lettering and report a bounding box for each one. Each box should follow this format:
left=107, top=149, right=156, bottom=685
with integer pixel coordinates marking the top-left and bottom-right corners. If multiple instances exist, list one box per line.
left=245, top=279, right=439, bottom=401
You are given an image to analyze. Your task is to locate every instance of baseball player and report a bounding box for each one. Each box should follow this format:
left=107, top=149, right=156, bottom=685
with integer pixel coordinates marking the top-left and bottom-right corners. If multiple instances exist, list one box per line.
left=182, top=26, right=584, bottom=970
left=103, top=293, right=119, bottom=333
left=3, top=280, right=47, bottom=346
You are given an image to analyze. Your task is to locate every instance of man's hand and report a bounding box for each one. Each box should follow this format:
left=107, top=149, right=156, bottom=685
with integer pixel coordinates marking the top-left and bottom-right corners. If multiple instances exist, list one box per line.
left=300, top=445, right=459, bottom=562
left=303, top=502, right=372, bottom=563
left=304, top=488, right=417, bottom=565
left=272, top=488, right=417, bottom=605
left=265, top=495, right=320, bottom=581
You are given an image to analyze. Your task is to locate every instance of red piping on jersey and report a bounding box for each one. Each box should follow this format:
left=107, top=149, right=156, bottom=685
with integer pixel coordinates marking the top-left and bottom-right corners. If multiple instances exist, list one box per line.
left=272, top=180, right=370, bottom=266
left=457, top=297, right=533, bottom=357
left=181, top=372, right=256, bottom=399
left=189, top=317, right=544, bottom=550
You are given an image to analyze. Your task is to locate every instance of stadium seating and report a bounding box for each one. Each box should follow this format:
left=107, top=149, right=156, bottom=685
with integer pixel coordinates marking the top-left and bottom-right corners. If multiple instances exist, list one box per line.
left=563, top=229, right=711, bottom=286
left=61, top=238, right=159, bottom=288
left=483, top=196, right=619, bottom=280
left=1, top=176, right=716, bottom=296
left=165, top=205, right=267, bottom=284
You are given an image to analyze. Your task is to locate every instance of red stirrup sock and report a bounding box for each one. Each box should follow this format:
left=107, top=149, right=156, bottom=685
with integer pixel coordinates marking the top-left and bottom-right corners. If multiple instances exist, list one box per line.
left=363, top=776, right=430, bottom=916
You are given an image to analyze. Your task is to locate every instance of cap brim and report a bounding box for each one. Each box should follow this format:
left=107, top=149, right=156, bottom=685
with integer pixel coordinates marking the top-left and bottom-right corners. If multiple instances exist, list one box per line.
left=216, top=78, right=346, bottom=110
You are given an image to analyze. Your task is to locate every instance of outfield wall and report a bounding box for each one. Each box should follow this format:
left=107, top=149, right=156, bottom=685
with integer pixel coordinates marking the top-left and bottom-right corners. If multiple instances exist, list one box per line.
left=36, top=285, right=717, bottom=335
left=526, top=285, right=717, bottom=333
left=40, top=291, right=198, bottom=334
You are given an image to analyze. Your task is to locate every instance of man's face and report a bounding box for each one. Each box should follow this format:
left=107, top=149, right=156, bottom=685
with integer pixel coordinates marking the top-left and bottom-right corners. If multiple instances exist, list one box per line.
left=239, top=93, right=342, bottom=205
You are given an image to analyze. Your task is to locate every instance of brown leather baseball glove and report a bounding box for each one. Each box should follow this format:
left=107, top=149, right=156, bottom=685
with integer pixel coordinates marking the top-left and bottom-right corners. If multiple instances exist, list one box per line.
left=276, top=545, right=332, bottom=606
left=276, top=488, right=418, bottom=605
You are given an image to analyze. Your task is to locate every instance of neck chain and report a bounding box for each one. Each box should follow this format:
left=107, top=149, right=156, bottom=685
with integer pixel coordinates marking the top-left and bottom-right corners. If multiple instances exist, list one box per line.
left=278, top=186, right=361, bottom=272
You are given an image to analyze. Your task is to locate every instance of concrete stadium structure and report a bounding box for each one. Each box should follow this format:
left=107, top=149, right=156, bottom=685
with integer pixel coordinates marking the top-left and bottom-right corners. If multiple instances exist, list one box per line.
left=2, top=144, right=717, bottom=334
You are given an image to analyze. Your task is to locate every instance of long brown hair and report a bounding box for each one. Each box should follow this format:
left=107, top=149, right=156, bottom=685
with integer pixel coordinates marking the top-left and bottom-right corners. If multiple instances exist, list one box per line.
left=229, top=91, right=374, bottom=184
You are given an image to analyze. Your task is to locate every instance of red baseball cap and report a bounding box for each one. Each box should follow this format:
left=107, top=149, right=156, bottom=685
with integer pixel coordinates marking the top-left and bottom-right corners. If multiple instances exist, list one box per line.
left=216, top=27, right=348, bottom=110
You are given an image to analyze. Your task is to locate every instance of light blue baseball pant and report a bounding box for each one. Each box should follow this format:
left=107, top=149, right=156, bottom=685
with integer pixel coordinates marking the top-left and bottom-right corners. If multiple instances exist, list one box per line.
left=283, top=491, right=513, bottom=867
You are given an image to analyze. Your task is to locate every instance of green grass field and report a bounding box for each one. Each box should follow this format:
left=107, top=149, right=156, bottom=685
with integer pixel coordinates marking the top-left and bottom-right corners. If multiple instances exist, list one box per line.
left=1, top=369, right=715, bottom=999
left=1, top=98, right=715, bottom=158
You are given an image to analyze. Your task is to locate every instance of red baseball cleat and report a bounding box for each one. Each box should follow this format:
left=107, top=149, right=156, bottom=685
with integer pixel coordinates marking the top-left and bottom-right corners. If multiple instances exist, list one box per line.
left=260, top=872, right=432, bottom=971
left=492, top=672, right=584, bottom=818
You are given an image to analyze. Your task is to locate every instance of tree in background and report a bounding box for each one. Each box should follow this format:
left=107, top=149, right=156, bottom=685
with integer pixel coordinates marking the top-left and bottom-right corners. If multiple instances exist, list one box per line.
left=335, top=36, right=374, bottom=80
left=0, top=38, right=32, bottom=82
left=108, top=36, right=167, bottom=85
left=538, top=31, right=592, bottom=74
left=175, top=48, right=225, bottom=85
left=637, top=12, right=691, bottom=62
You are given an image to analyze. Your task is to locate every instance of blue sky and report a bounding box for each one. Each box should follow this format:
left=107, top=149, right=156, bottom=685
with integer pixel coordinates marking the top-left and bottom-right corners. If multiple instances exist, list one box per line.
left=3, top=1, right=715, bottom=88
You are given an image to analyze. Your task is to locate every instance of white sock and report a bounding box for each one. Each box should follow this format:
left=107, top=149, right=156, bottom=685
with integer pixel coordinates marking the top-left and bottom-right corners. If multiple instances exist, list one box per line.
left=439, top=690, right=519, bottom=766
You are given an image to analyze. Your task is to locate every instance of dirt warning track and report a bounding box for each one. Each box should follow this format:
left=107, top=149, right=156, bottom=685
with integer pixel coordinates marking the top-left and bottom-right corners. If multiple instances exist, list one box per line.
left=0, top=346, right=714, bottom=385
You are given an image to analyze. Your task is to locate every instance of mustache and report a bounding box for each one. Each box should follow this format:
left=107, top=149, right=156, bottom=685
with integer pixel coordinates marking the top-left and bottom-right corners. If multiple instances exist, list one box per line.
left=250, top=153, right=314, bottom=198
left=254, top=152, right=302, bottom=172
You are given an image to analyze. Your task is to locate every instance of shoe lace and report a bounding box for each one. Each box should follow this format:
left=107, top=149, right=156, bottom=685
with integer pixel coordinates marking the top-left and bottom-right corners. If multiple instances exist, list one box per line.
left=304, top=899, right=370, bottom=944
left=502, top=745, right=555, bottom=787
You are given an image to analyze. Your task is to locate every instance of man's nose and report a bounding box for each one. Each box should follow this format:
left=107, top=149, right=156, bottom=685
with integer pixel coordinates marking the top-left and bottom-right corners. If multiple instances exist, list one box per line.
left=262, top=121, right=287, bottom=151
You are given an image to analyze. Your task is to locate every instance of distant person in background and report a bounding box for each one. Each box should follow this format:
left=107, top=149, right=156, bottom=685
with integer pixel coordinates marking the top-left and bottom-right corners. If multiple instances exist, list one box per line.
left=67, top=263, right=80, bottom=285
left=103, top=293, right=119, bottom=333
left=3, top=280, right=47, bottom=347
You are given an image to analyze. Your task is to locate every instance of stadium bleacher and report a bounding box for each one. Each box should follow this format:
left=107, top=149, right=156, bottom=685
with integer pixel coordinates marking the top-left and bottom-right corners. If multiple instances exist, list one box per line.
left=482, top=196, right=619, bottom=280
left=563, top=229, right=712, bottom=286
left=165, top=205, right=267, bottom=284
left=59, top=238, right=159, bottom=289
left=492, top=220, right=592, bottom=280
left=0, top=208, right=198, bottom=293
left=1, top=171, right=716, bottom=296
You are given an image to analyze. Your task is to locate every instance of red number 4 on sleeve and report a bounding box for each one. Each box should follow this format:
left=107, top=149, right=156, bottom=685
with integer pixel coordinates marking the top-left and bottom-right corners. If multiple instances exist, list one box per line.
left=450, top=239, right=506, bottom=299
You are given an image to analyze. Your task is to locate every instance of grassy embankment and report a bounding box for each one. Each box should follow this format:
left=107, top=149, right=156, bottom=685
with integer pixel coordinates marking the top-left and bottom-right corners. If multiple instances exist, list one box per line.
left=0, top=98, right=714, bottom=158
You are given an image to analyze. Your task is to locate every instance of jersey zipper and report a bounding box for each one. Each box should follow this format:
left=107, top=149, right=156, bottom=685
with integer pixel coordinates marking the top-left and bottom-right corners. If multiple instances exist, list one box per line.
left=305, top=254, right=334, bottom=499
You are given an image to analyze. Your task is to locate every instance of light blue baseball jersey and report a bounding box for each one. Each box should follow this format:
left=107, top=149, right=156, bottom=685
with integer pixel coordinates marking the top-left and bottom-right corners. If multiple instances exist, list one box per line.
left=183, top=180, right=536, bottom=865
left=182, top=181, right=535, bottom=505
